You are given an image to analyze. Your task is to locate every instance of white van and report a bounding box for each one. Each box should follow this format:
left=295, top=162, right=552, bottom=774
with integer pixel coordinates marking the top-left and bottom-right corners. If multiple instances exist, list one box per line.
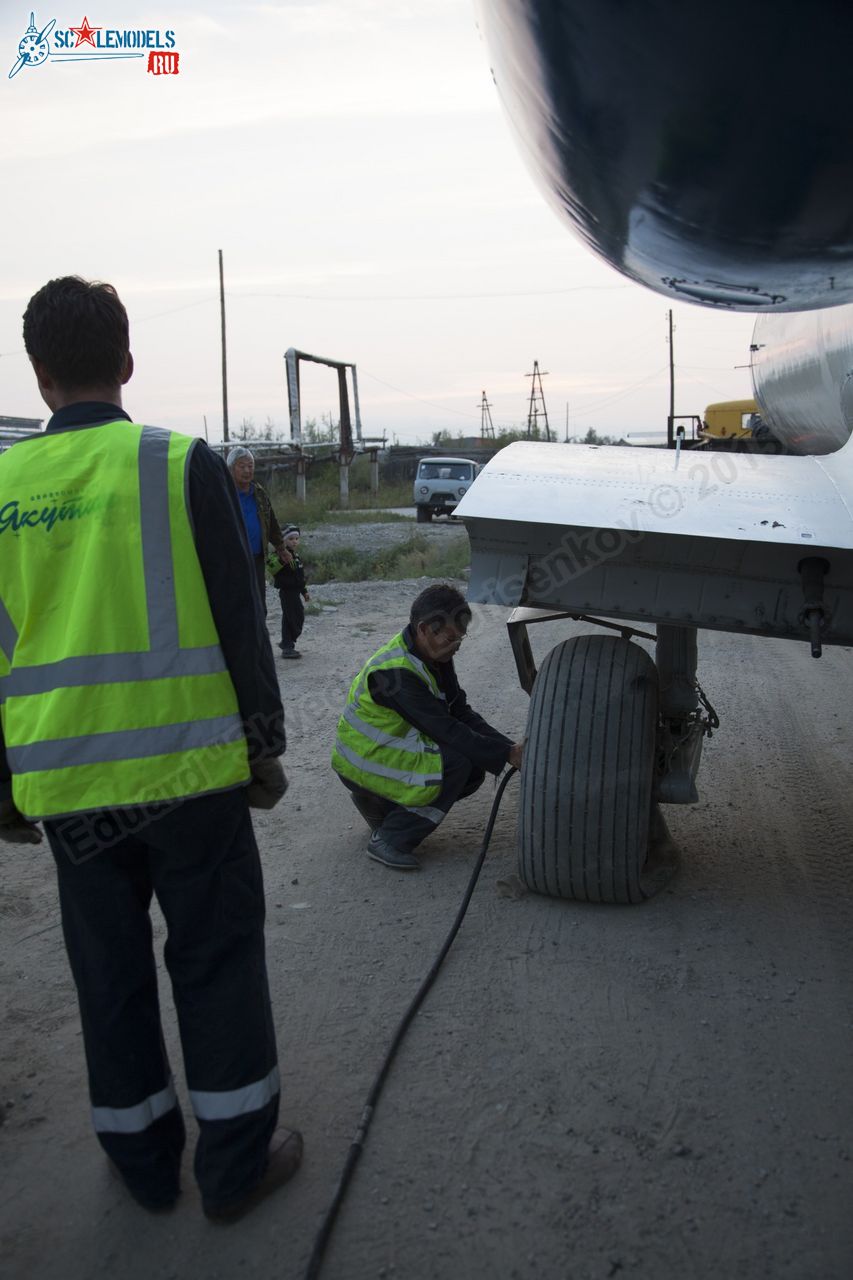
left=413, top=456, right=479, bottom=523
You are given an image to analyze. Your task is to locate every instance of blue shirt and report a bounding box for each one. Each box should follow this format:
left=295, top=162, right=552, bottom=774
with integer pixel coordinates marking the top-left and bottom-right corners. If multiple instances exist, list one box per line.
left=238, top=485, right=262, bottom=554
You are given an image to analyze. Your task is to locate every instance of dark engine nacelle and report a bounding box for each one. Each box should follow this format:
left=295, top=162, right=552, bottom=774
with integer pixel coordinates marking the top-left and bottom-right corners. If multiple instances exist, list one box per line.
left=477, top=0, right=853, bottom=311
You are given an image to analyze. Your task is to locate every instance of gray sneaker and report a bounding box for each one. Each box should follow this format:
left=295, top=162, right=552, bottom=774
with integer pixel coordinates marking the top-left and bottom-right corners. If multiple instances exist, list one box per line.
left=367, top=832, right=420, bottom=871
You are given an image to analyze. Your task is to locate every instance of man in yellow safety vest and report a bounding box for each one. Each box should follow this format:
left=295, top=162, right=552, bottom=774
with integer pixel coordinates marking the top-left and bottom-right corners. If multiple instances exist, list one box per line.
left=333, top=583, right=524, bottom=869
left=0, top=276, right=301, bottom=1220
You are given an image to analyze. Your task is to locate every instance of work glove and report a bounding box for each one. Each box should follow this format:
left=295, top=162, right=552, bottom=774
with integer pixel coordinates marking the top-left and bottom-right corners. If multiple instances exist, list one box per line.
left=247, top=757, right=288, bottom=810
left=0, top=797, right=43, bottom=845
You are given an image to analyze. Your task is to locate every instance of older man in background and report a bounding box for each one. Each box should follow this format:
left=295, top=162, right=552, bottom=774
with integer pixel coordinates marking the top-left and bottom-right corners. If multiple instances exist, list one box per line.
left=226, top=446, right=290, bottom=613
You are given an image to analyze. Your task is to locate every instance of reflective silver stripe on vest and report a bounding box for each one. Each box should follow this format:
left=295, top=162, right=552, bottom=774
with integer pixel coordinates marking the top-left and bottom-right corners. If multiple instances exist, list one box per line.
left=404, top=803, right=446, bottom=824
left=341, top=702, right=424, bottom=753
left=364, top=645, right=407, bottom=669
left=359, top=644, right=446, bottom=700
left=190, top=1064, right=280, bottom=1121
left=92, top=1078, right=178, bottom=1134
left=0, top=594, right=18, bottom=665
left=334, top=739, right=442, bottom=788
left=7, top=714, right=244, bottom=774
left=0, top=644, right=227, bottom=703
left=402, top=646, right=439, bottom=689
left=138, top=426, right=179, bottom=650
left=0, top=430, right=238, bottom=790
left=357, top=645, right=409, bottom=690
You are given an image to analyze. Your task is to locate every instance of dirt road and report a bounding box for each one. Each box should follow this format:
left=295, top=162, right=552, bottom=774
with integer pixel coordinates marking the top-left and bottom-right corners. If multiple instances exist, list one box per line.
left=2, top=566, right=852, bottom=1280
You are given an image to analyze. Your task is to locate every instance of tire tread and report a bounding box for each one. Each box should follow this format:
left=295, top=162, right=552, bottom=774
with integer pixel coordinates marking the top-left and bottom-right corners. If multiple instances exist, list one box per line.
left=518, top=636, right=659, bottom=904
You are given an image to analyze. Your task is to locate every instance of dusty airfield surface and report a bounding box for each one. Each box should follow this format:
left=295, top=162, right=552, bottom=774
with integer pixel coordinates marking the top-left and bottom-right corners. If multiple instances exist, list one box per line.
left=2, top=522, right=853, bottom=1280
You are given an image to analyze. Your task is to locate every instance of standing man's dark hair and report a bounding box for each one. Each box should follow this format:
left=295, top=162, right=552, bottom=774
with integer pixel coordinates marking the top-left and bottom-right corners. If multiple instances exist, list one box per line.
left=23, top=275, right=130, bottom=391
left=1, top=275, right=303, bottom=1221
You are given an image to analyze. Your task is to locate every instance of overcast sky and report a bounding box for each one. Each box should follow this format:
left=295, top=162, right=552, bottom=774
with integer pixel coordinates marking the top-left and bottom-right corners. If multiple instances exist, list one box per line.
left=1, top=1, right=757, bottom=444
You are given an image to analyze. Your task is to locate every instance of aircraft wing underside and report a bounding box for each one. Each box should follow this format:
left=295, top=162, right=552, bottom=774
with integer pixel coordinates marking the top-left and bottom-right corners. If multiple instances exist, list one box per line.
left=457, top=442, right=853, bottom=646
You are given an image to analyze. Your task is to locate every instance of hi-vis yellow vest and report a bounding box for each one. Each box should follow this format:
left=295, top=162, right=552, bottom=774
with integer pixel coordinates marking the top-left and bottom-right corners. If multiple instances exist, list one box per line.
left=331, top=631, right=443, bottom=806
left=0, top=422, right=250, bottom=820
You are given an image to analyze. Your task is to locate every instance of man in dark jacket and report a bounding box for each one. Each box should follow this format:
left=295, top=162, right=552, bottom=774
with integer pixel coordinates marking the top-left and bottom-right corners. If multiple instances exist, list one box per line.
left=332, top=583, right=524, bottom=870
left=0, top=276, right=301, bottom=1220
left=226, top=445, right=290, bottom=614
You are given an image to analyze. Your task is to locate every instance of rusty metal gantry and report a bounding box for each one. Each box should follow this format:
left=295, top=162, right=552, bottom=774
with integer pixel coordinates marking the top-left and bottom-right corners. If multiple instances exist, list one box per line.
left=284, top=348, right=385, bottom=505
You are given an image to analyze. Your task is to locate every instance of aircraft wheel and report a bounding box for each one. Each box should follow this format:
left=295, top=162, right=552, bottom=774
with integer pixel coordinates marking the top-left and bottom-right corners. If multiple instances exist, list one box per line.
left=518, top=635, right=669, bottom=903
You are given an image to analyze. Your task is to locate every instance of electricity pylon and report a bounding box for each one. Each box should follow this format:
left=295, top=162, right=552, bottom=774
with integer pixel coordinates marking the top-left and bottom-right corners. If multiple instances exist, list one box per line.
left=525, top=361, right=551, bottom=440
left=479, top=390, right=495, bottom=439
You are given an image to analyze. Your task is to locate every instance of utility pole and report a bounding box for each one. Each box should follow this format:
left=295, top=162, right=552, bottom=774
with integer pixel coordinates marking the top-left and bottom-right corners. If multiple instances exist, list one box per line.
left=667, top=308, right=675, bottom=449
left=525, top=360, right=551, bottom=440
left=564, top=402, right=570, bottom=442
left=219, top=249, right=229, bottom=443
left=479, top=390, right=495, bottom=439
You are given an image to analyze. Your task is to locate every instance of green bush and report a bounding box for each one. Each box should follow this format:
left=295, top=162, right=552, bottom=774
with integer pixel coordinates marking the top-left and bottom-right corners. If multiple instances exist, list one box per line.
left=304, top=533, right=469, bottom=584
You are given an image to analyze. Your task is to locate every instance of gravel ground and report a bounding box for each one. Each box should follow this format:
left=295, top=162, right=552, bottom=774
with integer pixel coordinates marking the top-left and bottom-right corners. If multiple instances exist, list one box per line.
left=2, top=573, right=852, bottom=1280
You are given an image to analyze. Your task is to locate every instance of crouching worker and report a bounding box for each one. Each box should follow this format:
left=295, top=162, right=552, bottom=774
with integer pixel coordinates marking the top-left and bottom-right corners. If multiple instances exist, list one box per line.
left=331, top=584, right=524, bottom=870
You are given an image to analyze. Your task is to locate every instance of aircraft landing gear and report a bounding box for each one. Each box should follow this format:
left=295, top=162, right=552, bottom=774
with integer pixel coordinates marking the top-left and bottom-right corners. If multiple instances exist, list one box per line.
left=513, top=617, right=714, bottom=905
left=517, top=634, right=672, bottom=904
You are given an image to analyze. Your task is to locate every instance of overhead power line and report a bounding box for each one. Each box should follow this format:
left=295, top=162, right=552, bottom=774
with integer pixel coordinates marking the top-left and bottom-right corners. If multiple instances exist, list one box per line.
left=230, top=284, right=631, bottom=303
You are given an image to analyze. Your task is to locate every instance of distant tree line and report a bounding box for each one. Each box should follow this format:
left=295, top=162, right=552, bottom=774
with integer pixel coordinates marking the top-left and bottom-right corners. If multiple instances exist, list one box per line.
left=232, top=418, right=626, bottom=448
left=232, top=414, right=337, bottom=444
left=431, top=426, right=626, bottom=447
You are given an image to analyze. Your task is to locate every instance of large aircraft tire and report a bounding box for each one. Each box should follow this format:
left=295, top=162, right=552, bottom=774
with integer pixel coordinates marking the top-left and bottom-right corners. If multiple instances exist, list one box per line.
left=518, top=635, right=664, bottom=904
left=416, top=505, right=431, bottom=523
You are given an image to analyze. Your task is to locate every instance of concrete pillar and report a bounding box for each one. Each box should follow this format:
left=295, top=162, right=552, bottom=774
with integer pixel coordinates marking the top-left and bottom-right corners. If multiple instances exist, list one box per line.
left=339, top=458, right=350, bottom=508
left=369, top=449, right=379, bottom=496
left=296, top=454, right=307, bottom=503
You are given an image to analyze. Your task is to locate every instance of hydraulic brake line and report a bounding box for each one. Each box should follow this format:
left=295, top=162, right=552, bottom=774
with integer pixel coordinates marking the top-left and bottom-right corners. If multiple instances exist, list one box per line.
left=303, top=766, right=518, bottom=1279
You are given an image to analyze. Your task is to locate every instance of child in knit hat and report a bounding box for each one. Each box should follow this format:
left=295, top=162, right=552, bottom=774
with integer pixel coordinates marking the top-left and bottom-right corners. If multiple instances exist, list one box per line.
left=268, top=524, right=309, bottom=658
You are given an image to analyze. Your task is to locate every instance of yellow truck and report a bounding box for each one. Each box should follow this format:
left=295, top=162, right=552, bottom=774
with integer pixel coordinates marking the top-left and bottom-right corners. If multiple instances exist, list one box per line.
left=671, top=399, right=774, bottom=449
left=700, top=398, right=763, bottom=442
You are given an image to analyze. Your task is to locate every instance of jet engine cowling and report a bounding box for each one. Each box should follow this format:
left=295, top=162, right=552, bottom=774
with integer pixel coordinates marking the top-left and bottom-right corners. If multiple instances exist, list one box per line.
left=477, top=0, right=853, bottom=312
left=750, top=306, right=853, bottom=454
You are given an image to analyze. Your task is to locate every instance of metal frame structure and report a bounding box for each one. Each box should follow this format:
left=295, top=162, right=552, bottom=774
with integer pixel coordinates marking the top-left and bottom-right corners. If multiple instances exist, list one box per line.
left=284, top=348, right=362, bottom=458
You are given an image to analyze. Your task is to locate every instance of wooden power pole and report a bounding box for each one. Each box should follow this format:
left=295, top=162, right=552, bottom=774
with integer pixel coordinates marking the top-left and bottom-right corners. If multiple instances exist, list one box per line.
left=219, top=249, right=229, bottom=443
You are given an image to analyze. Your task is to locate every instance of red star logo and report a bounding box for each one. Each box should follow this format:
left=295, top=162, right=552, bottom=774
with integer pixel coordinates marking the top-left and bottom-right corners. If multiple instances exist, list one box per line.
left=69, top=16, right=101, bottom=48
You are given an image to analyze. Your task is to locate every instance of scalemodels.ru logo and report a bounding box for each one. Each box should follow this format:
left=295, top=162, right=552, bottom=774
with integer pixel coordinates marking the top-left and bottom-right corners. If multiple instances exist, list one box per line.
left=9, top=11, right=181, bottom=79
